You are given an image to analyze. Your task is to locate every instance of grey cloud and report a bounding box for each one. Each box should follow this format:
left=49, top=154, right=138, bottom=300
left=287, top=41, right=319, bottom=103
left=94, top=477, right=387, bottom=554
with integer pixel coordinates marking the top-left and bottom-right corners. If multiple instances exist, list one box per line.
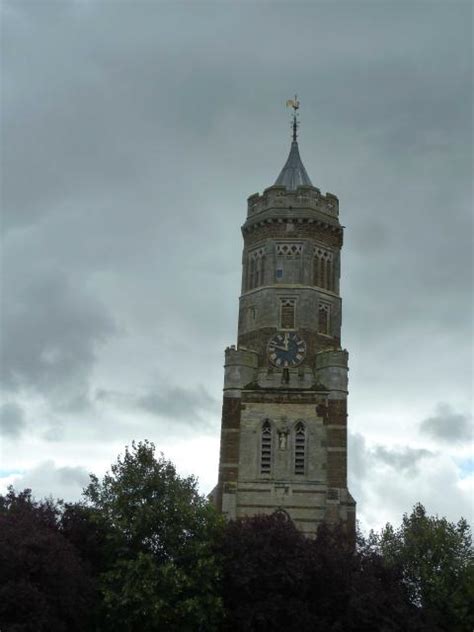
left=372, top=445, right=433, bottom=473
left=97, top=384, right=219, bottom=429
left=11, top=460, right=90, bottom=502
left=348, top=433, right=471, bottom=531
left=0, top=402, right=26, bottom=438
left=1, top=1, right=472, bottom=529
left=420, top=403, right=473, bottom=443
left=3, top=2, right=471, bottom=232
left=138, top=385, right=218, bottom=425
left=348, top=432, right=368, bottom=480
left=349, top=433, right=434, bottom=479
left=1, top=264, right=116, bottom=407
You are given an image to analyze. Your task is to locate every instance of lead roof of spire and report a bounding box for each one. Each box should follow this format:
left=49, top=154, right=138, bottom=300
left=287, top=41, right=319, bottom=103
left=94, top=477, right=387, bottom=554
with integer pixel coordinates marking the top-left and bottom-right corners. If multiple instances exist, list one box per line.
left=274, top=96, right=313, bottom=190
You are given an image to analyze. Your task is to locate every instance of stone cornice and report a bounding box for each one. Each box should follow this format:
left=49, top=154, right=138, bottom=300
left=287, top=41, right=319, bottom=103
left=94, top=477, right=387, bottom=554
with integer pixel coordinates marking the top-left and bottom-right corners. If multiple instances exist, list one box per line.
left=242, top=213, right=343, bottom=236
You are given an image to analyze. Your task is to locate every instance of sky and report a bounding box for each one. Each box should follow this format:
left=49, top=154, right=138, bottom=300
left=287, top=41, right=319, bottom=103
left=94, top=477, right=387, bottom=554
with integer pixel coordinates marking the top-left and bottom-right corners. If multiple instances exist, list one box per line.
left=1, top=0, right=472, bottom=533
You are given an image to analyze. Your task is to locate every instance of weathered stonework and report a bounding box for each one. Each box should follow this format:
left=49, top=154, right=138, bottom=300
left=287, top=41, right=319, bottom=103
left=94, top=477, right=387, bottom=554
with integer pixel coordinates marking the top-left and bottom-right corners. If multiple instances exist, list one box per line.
left=212, top=133, right=355, bottom=535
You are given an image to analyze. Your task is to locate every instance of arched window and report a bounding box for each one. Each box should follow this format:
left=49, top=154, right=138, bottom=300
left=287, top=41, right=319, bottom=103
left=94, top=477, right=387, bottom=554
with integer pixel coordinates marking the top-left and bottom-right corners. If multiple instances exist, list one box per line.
left=280, top=298, right=296, bottom=329
left=318, top=303, right=330, bottom=335
left=248, top=248, right=265, bottom=290
left=260, top=420, right=272, bottom=475
left=320, top=257, right=327, bottom=289
left=257, top=255, right=266, bottom=286
left=313, top=247, right=334, bottom=291
left=326, top=259, right=333, bottom=291
left=313, top=256, right=320, bottom=287
left=249, top=257, right=256, bottom=289
left=294, top=422, right=306, bottom=475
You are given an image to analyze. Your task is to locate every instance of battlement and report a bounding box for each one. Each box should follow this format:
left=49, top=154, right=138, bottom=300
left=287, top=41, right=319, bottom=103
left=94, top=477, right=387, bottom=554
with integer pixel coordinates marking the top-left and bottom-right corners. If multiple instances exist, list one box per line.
left=315, top=348, right=349, bottom=396
left=223, top=346, right=259, bottom=392
left=247, top=185, right=339, bottom=220
left=316, top=348, right=349, bottom=370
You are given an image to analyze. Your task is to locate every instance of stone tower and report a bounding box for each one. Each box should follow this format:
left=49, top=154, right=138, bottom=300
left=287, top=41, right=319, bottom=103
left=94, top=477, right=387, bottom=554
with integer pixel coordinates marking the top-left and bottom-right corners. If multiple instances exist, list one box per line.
left=213, top=104, right=355, bottom=536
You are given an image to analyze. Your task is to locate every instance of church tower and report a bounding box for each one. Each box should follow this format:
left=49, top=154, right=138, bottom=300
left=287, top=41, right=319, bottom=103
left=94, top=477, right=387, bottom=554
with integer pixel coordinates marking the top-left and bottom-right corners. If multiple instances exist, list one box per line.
left=213, top=101, right=356, bottom=536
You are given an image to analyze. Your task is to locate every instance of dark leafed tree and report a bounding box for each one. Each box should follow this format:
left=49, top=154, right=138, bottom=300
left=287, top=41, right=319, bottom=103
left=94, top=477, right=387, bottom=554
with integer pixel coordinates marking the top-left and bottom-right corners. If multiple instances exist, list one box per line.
left=0, top=488, right=94, bottom=632
left=219, top=513, right=428, bottom=632
left=219, top=513, right=311, bottom=631
left=60, top=501, right=111, bottom=578
left=378, top=503, right=474, bottom=632
left=81, top=439, right=224, bottom=632
left=307, top=523, right=427, bottom=632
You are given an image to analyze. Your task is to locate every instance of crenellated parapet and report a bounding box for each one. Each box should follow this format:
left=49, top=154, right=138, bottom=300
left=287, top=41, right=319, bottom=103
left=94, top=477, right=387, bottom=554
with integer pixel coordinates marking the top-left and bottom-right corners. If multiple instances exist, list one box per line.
left=243, top=186, right=342, bottom=245
left=223, top=346, right=259, bottom=393
left=247, top=185, right=339, bottom=220
left=315, top=348, right=349, bottom=397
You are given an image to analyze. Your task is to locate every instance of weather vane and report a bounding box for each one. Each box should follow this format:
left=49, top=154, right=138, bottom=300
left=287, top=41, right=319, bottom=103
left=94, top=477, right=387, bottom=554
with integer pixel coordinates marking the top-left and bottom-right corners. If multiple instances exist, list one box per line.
left=286, top=94, right=300, bottom=141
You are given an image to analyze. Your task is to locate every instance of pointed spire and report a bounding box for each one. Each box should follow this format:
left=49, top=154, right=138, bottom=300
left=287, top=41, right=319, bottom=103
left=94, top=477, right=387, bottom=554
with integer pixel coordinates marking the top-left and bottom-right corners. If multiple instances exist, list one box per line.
left=274, top=96, right=313, bottom=190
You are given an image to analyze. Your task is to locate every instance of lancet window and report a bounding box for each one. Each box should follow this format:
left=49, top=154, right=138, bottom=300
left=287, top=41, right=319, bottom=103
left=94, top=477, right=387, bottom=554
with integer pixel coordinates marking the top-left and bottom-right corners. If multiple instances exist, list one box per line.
left=313, top=246, right=334, bottom=291
left=294, top=422, right=306, bottom=475
left=260, top=420, right=272, bottom=475
left=248, top=247, right=266, bottom=290
left=280, top=298, right=296, bottom=329
left=318, top=302, right=331, bottom=336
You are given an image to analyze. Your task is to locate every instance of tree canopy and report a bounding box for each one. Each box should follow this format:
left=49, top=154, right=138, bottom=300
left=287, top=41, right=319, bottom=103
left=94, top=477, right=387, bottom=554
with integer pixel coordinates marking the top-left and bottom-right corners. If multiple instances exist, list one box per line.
left=219, top=514, right=426, bottom=631
left=378, top=503, right=474, bottom=632
left=80, top=440, right=224, bottom=631
left=0, top=488, right=94, bottom=632
left=0, top=444, right=472, bottom=632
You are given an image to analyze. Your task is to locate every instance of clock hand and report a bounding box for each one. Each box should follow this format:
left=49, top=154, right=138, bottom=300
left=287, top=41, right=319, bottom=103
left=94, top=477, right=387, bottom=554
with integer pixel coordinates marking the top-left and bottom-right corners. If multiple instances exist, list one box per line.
left=269, top=344, right=288, bottom=352
left=284, top=333, right=289, bottom=350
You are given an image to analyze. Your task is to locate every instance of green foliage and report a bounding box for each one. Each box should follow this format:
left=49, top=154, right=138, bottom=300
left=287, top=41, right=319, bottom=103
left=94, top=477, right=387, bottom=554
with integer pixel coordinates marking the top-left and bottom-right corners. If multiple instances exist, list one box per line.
left=0, top=488, right=94, bottom=632
left=82, top=440, right=224, bottom=631
left=378, top=503, right=474, bottom=631
left=3, top=447, right=472, bottom=632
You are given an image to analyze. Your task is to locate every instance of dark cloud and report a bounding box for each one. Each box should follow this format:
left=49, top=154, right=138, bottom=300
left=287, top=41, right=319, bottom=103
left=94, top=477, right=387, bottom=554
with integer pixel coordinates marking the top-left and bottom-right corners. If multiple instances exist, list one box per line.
left=0, top=402, right=26, bottom=438
left=96, top=384, right=219, bottom=429
left=1, top=1, right=471, bottom=529
left=420, top=403, right=473, bottom=444
left=1, top=263, right=116, bottom=407
left=138, top=385, right=218, bottom=425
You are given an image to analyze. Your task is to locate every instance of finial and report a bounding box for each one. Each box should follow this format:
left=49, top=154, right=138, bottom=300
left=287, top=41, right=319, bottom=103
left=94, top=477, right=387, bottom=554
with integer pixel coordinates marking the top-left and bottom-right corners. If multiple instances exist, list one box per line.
left=286, top=94, right=300, bottom=142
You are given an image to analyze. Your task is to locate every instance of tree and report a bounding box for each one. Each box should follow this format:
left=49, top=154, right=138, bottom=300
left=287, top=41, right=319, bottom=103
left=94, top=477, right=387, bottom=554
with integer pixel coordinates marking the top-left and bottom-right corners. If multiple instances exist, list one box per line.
left=81, top=440, right=223, bottom=631
left=219, top=513, right=311, bottom=631
left=219, top=514, right=427, bottom=632
left=60, top=501, right=111, bottom=578
left=0, top=488, right=94, bottom=632
left=378, top=503, right=474, bottom=632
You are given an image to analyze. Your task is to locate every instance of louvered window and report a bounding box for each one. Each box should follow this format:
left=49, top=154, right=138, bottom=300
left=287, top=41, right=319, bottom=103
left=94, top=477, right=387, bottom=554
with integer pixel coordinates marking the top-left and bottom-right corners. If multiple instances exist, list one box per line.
left=261, top=421, right=272, bottom=475
left=294, top=422, right=306, bottom=475
left=280, top=298, right=296, bottom=329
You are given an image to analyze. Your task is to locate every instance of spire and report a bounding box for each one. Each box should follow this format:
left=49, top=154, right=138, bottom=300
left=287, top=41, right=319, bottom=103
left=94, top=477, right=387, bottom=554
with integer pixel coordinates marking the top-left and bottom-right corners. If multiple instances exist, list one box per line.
left=274, top=96, right=313, bottom=190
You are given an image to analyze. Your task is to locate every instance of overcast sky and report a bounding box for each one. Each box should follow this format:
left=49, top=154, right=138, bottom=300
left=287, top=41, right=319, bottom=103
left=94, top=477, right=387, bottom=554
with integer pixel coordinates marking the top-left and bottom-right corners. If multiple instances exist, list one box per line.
left=1, top=0, right=472, bottom=532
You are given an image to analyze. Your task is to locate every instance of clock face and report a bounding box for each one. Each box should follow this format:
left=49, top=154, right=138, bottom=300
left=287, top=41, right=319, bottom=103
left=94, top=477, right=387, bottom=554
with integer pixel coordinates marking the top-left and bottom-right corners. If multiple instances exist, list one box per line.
left=267, top=332, right=306, bottom=368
